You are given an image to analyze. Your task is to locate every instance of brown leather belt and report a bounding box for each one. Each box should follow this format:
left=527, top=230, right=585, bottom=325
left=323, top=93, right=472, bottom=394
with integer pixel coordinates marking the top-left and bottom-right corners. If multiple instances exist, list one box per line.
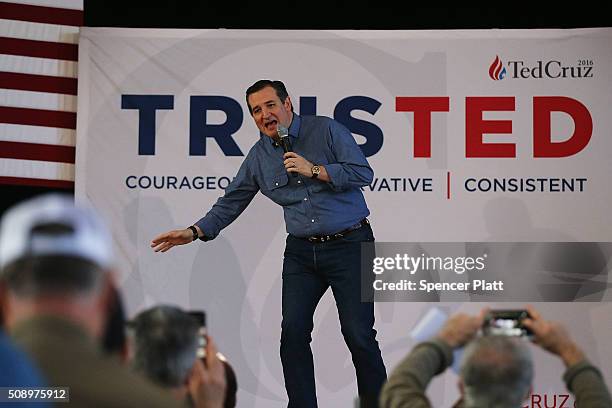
left=305, top=218, right=369, bottom=243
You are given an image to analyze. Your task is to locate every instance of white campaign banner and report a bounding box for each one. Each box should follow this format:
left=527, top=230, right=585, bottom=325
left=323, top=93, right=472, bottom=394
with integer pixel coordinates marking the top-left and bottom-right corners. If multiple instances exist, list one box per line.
left=76, top=28, right=612, bottom=407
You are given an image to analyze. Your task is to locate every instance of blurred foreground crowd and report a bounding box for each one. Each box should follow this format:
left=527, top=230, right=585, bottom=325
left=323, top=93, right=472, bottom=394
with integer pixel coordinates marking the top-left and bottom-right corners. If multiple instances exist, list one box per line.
left=0, top=195, right=610, bottom=408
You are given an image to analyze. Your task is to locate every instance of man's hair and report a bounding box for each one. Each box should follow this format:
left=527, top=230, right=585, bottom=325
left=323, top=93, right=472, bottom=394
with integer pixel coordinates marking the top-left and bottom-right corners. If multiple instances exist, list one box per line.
left=2, top=255, right=103, bottom=298
left=460, top=336, right=533, bottom=408
left=129, top=305, right=199, bottom=387
left=245, top=79, right=290, bottom=114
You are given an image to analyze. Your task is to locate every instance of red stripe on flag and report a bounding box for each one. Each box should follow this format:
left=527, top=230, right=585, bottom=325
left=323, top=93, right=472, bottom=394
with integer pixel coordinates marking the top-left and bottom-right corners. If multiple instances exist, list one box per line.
left=0, top=37, right=78, bottom=61
left=0, top=1, right=83, bottom=27
left=0, top=106, right=76, bottom=129
left=0, top=141, right=75, bottom=163
left=0, top=176, right=74, bottom=189
left=0, top=71, right=77, bottom=95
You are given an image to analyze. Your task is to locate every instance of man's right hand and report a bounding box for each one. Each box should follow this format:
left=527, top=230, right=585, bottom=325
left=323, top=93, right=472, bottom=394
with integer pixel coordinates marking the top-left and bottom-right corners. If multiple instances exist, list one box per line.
left=522, top=305, right=585, bottom=368
left=151, top=228, right=197, bottom=252
left=438, top=310, right=486, bottom=349
left=188, top=336, right=227, bottom=408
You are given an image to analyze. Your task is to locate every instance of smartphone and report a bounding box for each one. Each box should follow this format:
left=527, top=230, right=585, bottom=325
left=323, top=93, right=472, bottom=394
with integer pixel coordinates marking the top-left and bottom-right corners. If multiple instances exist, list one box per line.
left=188, top=310, right=207, bottom=358
left=482, top=310, right=532, bottom=338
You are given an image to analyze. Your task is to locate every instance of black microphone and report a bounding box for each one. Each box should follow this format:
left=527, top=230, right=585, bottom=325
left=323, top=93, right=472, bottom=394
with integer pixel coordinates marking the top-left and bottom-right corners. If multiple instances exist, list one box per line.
left=277, top=124, right=297, bottom=177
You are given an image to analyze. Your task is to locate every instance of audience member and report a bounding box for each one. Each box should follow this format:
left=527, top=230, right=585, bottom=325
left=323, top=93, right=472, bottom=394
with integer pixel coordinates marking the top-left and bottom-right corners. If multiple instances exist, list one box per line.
left=379, top=306, right=612, bottom=408
left=0, top=194, right=181, bottom=407
left=101, top=284, right=128, bottom=361
left=128, top=305, right=231, bottom=407
left=0, top=329, right=50, bottom=407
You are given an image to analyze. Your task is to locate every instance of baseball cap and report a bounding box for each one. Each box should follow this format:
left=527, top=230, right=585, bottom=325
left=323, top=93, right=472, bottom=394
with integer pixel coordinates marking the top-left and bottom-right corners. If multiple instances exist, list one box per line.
left=0, top=194, right=114, bottom=271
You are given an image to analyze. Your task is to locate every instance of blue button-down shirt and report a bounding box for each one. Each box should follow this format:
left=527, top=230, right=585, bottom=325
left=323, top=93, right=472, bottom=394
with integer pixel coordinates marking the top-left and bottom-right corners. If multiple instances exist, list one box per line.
left=195, top=114, right=373, bottom=239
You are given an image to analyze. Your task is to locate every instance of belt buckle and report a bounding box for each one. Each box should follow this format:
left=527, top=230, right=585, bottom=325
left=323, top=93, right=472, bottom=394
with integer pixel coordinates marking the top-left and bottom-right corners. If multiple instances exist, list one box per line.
left=308, top=235, right=332, bottom=243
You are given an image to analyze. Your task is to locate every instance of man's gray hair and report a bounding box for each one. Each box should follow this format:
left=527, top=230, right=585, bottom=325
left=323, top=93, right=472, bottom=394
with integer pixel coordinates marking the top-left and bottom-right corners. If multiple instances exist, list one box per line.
left=460, top=336, right=533, bottom=408
left=129, top=305, right=199, bottom=387
left=3, top=254, right=104, bottom=298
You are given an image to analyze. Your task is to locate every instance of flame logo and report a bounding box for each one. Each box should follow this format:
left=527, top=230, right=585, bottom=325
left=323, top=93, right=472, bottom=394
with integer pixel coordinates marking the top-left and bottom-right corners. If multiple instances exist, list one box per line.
left=488, top=55, right=507, bottom=80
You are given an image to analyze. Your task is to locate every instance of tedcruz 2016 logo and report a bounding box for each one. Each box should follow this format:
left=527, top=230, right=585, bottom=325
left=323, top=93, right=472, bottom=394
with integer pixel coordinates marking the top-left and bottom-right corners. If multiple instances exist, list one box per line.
left=490, top=55, right=594, bottom=80
left=489, top=55, right=507, bottom=80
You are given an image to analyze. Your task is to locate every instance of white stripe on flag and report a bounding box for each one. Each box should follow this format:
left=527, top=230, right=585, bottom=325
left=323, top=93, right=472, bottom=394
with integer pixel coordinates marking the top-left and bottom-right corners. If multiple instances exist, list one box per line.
left=6, top=0, right=83, bottom=10
left=0, top=54, right=78, bottom=78
left=0, top=123, right=75, bottom=146
left=0, top=89, right=77, bottom=112
left=0, top=157, right=74, bottom=181
left=0, top=18, right=80, bottom=44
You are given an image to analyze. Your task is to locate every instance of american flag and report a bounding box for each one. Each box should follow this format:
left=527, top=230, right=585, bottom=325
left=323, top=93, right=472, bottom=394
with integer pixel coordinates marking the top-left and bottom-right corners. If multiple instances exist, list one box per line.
left=0, top=0, right=82, bottom=189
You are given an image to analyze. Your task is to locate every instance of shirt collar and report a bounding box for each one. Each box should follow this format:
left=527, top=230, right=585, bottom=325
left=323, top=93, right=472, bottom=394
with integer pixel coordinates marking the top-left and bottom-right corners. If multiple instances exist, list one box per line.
left=288, top=113, right=301, bottom=139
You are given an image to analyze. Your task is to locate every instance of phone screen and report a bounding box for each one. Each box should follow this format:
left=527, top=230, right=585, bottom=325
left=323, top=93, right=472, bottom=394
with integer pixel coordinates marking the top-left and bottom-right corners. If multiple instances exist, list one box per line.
left=188, top=311, right=207, bottom=357
left=483, top=310, right=531, bottom=337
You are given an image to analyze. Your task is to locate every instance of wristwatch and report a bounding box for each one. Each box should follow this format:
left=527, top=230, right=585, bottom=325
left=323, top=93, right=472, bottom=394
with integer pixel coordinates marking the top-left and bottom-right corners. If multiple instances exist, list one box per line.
left=311, top=165, right=321, bottom=179
left=188, top=225, right=199, bottom=241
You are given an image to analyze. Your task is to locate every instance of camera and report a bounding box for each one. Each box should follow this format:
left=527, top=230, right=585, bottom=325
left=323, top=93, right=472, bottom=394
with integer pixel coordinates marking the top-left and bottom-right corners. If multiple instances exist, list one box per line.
left=188, top=310, right=207, bottom=358
left=482, top=310, right=532, bottom=338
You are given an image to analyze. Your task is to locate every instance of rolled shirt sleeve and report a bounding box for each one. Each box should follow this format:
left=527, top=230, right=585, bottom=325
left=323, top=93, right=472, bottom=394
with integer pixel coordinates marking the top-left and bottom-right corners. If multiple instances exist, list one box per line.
left=194, top=150, right=259, bottom=240
left=324, top=120, right=373, bottom=192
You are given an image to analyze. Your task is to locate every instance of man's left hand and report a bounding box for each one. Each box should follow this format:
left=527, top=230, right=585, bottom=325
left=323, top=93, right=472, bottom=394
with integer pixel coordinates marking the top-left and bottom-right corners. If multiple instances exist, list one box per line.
left=283, top=152, right=314, bottom=177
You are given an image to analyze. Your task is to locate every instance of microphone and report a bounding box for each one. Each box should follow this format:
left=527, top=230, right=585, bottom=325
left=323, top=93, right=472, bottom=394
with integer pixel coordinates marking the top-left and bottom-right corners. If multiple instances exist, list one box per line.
left=277, top=124, right=291, bottom=152
left=277, top=124, right=297, bottom=177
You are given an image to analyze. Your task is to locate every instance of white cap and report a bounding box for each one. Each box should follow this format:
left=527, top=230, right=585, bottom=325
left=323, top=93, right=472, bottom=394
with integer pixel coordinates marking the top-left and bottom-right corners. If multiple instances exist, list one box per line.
left=0, top=194, right=113, bottom=271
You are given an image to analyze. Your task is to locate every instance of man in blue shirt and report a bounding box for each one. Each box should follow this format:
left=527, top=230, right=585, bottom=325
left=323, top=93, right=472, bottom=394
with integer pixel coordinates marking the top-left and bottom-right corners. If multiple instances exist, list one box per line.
left=151, top=80, right=387, bottom=407
left=0, top=330, right=50, bottom=408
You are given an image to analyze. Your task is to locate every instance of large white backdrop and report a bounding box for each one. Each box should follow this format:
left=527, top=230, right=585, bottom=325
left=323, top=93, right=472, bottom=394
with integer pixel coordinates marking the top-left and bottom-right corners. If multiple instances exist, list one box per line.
left=76, top=28, right=612, bottom=406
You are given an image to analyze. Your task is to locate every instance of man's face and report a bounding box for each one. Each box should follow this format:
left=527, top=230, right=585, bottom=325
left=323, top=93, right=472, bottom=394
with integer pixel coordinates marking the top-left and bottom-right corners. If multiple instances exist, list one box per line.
left=248, top=86, right=293, bottom=139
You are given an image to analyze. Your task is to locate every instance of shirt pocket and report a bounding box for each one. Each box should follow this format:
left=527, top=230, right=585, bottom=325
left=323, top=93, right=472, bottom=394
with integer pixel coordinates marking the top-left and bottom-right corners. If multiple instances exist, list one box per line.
left=262, top=172, right=291, bottom=204
left=264, top=172, right=289, bottom=192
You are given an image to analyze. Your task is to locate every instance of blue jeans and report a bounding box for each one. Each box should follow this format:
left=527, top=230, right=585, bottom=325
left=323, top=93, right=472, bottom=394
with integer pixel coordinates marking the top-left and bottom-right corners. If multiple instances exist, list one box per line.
left=281, top=224, right=386, bottom=408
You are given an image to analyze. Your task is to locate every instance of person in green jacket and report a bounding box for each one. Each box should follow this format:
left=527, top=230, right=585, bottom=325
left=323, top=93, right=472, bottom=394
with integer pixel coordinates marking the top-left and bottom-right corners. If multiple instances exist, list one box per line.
left=380, top=306, right=612, bottom=408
